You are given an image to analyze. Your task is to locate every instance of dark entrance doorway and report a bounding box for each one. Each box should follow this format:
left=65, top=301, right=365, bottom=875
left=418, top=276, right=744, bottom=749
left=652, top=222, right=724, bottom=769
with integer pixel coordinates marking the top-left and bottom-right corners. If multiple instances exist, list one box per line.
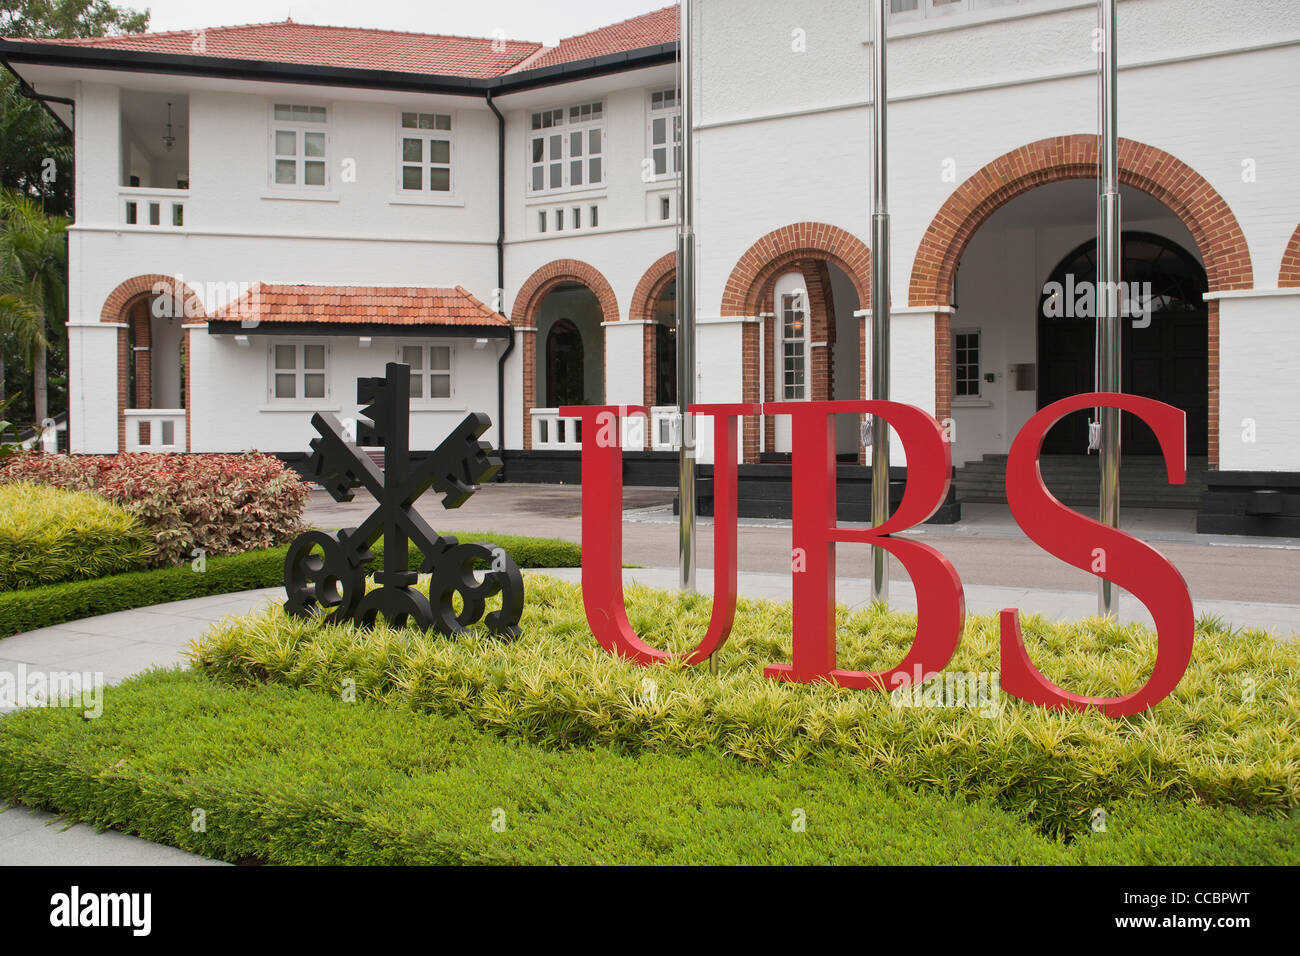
left=545, top=318, right=584, bottom=407
left=1037, top=232, right=1209, bottom=455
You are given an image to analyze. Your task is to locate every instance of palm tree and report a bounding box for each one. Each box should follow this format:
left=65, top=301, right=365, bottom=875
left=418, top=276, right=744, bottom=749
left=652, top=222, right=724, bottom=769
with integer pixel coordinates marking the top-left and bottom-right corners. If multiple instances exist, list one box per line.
left=0, top=292, right=45, bottom=408
left=0, top=189, right=67, bottom=424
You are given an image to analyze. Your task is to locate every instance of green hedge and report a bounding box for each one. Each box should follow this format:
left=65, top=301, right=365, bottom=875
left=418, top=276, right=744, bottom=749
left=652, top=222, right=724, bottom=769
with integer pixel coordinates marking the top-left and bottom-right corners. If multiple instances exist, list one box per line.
left=1, top=670, right=1292, bottom=865
left=192, top=574, right=1300, bottom=841
left=0, top=532, right=580, bottom=639
left=0, top=483, right=156, bottom=590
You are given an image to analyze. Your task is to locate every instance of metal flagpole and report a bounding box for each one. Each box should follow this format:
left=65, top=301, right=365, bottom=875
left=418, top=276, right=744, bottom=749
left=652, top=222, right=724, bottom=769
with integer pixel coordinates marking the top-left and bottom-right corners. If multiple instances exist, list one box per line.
left=870, top=0, right=891, bottom=606
left=677, top=0, right=698, bottom=602
left=1097, top=0, right=1122, bottom=616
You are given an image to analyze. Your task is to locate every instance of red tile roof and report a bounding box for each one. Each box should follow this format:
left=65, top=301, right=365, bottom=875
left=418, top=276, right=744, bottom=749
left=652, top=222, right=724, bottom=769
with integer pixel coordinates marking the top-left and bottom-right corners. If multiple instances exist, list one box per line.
left=22, top=21, right=543, bottom=78
left=209, top=283, right=509, bottom=327
left=521, top=7, right=679, bottom=71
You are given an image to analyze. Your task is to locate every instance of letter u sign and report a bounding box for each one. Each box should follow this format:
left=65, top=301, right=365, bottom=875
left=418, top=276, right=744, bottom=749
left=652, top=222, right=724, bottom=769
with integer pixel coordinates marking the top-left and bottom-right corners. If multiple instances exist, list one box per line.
left=560, top=394, right=1194, bottom=718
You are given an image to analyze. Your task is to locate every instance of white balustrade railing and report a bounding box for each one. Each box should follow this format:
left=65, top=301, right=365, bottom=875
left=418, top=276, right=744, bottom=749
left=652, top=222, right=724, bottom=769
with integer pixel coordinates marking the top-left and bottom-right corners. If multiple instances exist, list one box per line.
left=530, top=406, right=684, bottom=452
left=121, top=188, right=188, bottom=229
left=123, top=409, right=186, bottom=452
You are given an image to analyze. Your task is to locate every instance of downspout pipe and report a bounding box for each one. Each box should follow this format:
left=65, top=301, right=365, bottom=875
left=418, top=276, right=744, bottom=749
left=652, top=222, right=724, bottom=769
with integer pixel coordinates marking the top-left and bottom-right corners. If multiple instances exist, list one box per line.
left=486, top=90, right=514, bottom=478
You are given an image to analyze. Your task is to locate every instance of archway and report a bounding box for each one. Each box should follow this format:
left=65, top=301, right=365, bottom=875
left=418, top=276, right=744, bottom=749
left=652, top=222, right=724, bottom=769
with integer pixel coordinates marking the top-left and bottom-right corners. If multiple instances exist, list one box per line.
left=909, top=135, right=1253, bottom=467
left=510, top=260, right=618, bottom=449
left=719, top=222, right=871, bottom=462
left=101, top=274, right=203, bottom=452
left=631, top=253, right=677, bottom=410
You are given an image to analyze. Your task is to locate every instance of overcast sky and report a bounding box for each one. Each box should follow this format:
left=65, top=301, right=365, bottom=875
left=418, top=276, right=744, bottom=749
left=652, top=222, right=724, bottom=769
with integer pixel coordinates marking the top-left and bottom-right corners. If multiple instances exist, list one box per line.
left=133, top=0, right=673, bottom=48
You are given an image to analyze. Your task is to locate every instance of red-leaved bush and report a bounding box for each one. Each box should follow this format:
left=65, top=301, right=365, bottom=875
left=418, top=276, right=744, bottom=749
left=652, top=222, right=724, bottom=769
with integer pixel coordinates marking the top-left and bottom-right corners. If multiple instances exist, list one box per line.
left=0, top=452, right=310, bottom=567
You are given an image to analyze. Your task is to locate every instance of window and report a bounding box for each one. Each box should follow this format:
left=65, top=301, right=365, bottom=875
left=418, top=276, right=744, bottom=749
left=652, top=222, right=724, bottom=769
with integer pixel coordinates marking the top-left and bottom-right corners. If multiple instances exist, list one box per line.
left=660, top=196, right=672, bottom=221
left=590, top=205, right=599, bottom=228
left=889, top=0, right=1021, bottom=23
left=403, top=344, right=452, bottom=399
left=529, top=102, right=604, bottom=194
left=399, top=112, right=453, bottom=193
left=271, top=342, right=328, bottom=399
left=780, top=292, right=808, bottom=400
left=538, top=211, right=547, bottom=233
left=954, top=329, right=981, bottom=397
left=648, top=87, right=682, bottom=180
left=271, top=104, right=328, bottom=188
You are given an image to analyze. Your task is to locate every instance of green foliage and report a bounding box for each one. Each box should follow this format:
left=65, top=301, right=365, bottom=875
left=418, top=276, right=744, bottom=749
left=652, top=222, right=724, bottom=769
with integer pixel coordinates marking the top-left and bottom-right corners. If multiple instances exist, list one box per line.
left=0, top=451, right=310, bottom=566
left=1, top=1, right=149, bottom=417
left=0, top=669, right=1292, bottom=865
left=0, top=482, right=154, bottom=589
left=0, top=392, right=21, bottom=458
left=192, top=574, right=1300, bottom=840
left=0, top=532, right=582, bottom=637
left=0, top=1, right=150, bottom=41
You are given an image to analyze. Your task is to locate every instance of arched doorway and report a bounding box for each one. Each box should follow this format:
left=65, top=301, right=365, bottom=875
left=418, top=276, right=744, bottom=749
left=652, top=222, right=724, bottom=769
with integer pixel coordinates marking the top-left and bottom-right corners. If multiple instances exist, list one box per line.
left=545, top=318, right=585, bottom=407
left=1038, top=232, right=1209, bottom=456
left=101, top=274, right=201, bottom=452
left=651, top=279, right=676, bottom=407
left=510, top=259, right=618, bottom=450
left=908, top=135, right=1253, bottom=468
left=719, top=222, right=871, bottom=462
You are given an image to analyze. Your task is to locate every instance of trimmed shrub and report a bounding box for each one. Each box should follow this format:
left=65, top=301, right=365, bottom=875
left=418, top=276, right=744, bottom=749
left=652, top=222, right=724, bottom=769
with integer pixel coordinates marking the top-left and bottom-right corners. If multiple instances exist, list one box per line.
left=191, top=574, right=1300, bottom=840
left=0, top=451, right=309, bottom=566
left=0, top=532, right=581, bottom=638
left=0, top=483, right=155, bottom=590
left=0, top=670, right=1293, bottom=865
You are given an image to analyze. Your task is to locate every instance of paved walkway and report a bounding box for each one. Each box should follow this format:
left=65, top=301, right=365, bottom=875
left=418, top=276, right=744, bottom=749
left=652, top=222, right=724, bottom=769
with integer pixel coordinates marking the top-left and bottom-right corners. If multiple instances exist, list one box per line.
left=2, top=499, right=1297, bottom=864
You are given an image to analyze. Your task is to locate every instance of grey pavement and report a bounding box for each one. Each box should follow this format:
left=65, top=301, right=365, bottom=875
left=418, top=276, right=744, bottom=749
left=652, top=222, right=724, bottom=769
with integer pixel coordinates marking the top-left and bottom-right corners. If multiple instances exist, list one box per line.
left=3, top=482, right=1298, bottom=864
left=306, top=484, right=1300, bottom=609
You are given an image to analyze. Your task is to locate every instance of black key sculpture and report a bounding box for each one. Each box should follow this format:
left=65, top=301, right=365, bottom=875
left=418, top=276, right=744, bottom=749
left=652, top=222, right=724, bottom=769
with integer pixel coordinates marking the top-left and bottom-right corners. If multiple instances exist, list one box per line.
left=283, top=361, right=523, bottom=638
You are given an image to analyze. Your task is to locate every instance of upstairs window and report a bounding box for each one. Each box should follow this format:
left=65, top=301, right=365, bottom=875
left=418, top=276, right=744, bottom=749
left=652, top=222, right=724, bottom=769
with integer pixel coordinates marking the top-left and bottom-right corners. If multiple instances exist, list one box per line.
left=889, top=0, right=1023, bottom=23
left=648, top=88, right=681, bottom=180
left=271, top=104, right=328, bottom=188
left=529, top=102, right=604, bottom=194
left=399, top=112, right=453, bottom=193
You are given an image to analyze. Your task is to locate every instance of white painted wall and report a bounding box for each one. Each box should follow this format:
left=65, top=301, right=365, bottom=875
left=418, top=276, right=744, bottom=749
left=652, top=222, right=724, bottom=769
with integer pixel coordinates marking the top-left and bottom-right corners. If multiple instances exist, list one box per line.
left=188, top=333, right=503, bottom=453
left=1217, top=293, right=1300, bottom=472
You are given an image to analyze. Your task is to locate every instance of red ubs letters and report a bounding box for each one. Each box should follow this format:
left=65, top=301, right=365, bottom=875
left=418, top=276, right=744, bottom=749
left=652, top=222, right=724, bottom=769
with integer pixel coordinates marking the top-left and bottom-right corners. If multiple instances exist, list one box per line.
left=560, top=393, right=1194, bottom=718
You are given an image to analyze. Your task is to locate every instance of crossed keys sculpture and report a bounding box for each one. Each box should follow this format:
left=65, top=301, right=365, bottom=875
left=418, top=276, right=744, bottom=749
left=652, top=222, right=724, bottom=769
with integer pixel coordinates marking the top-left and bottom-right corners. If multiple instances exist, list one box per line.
left=283, top=361, right=523, bottom=638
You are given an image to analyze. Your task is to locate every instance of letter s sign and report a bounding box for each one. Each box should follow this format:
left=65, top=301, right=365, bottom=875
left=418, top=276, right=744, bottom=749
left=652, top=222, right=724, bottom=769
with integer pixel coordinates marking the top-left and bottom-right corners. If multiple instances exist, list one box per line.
left=1000, top=392, right=1194, bottom=717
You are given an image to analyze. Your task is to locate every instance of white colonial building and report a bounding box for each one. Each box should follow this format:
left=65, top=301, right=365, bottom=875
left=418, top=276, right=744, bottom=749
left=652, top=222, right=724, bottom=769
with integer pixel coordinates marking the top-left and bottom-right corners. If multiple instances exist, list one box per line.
left=2, top=0, right=1297, bottom=534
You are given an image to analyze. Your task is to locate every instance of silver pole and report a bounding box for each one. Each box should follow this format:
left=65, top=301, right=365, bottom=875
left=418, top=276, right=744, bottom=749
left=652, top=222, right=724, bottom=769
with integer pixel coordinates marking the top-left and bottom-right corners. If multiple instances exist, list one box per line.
left=1097, top=0, right=1122, bottom=616
left=870, top=0, right=891, bottom=606
left=677, top=0, right=697, bottom=600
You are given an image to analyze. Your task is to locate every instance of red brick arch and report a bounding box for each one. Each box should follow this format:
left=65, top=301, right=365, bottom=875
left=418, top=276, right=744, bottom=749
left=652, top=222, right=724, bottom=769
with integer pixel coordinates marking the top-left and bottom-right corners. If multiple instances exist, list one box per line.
left=510, top=259, right=619, bottom=450
left=101, top=273, right=205, bottom=324
left=720, top=223, right=872, bottom=463
left=721, top=222, right=871, bottom=318
left=1280, top=223, right=1300, bottom=288
left=631, top=253, right=676, bottom=323
left=101, top=274, right=205, bottom=454
left=908, top=136, right=1253, bottom=308
left=910, top=136, right=1254, bottom=468
left=631, top=253, right=677, bottom=408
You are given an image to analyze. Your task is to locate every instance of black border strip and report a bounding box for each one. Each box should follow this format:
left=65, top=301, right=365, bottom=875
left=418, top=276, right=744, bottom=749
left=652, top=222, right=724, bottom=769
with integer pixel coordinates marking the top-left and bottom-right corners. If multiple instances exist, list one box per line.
left=0, top=39, right=678, bottom=97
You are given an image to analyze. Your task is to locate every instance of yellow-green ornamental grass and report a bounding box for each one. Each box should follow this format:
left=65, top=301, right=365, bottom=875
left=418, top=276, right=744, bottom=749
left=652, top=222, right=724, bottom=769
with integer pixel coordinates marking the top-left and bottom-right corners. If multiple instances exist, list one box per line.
left=0, top=482, right=156, bottom=590
left=190, top=573, right=1299, bottom=839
